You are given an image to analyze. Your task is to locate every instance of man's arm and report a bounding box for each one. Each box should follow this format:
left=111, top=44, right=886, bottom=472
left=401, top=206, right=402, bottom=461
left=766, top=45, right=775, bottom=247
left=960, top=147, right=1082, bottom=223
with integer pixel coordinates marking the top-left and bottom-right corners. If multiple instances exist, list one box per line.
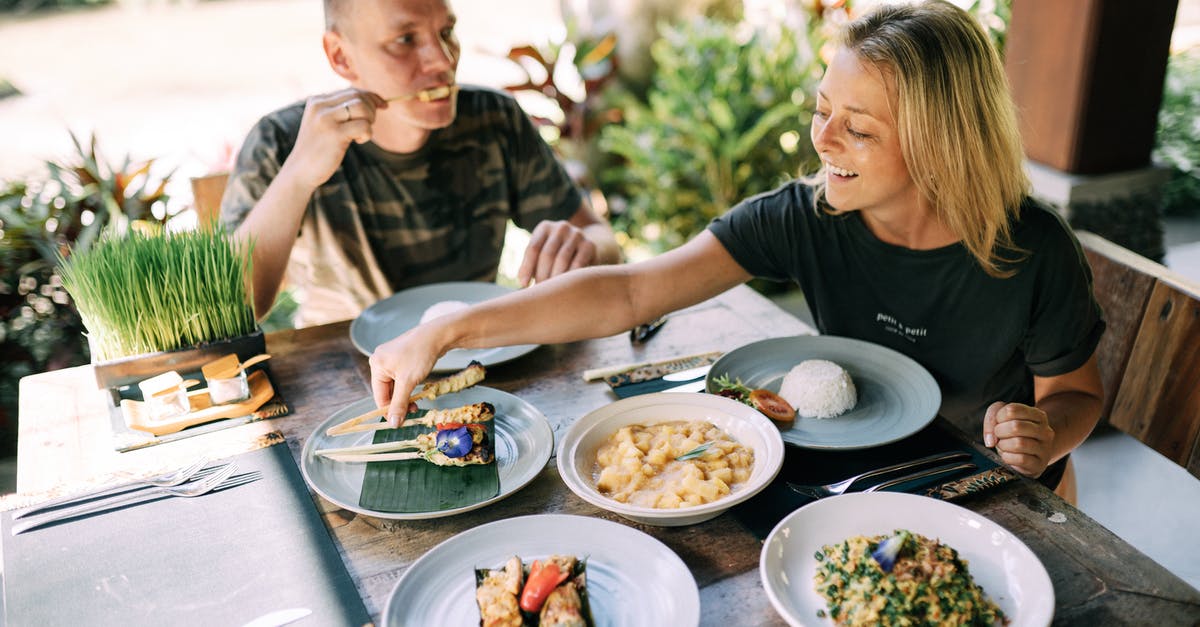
left=516, top=200, right=622, bottom=287
left=229, top=88, right=386, bottom=318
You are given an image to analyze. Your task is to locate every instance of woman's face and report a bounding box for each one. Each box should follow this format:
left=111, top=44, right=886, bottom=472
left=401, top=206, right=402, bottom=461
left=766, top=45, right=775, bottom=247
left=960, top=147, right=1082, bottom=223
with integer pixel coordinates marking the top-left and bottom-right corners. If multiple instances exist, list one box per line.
left=811, top=47, right=920, bottom=218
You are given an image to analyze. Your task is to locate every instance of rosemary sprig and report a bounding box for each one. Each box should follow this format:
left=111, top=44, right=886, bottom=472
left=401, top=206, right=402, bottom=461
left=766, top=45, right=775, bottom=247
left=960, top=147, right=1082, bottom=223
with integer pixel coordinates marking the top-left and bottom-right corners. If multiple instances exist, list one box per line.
left=676, top=441, right=715, bottom=461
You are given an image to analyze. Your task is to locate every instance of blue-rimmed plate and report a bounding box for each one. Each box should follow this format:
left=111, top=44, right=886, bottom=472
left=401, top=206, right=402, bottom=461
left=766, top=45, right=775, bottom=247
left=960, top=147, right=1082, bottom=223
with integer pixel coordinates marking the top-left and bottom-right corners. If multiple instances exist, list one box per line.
left=760, top=492, right=1053, bottom=626
left=350, top=281, right=538, bottom=372
left=707, top=335, right=940, bottom=450
left=299, top=385, right=553, bottom=520
left=384, top=514, right=700, bottom=626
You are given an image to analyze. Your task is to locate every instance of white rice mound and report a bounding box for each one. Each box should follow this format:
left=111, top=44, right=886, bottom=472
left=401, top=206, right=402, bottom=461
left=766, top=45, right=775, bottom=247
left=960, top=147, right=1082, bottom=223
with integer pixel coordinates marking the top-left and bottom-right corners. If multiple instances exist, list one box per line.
left=779, top=359, right=857, bottom=419
left=418, top=300, right=471, bottom=324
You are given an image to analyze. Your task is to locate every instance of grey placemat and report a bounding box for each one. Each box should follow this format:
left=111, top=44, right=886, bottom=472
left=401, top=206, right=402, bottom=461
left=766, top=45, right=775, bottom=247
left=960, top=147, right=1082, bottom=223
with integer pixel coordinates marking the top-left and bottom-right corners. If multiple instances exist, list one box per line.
left=2, top=442, right=369, bottom=626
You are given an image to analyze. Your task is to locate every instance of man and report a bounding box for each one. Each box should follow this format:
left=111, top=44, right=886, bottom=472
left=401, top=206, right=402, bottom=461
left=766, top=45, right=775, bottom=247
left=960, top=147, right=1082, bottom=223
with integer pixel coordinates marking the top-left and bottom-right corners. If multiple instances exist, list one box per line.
left=221, top=0, right=621, bottom=326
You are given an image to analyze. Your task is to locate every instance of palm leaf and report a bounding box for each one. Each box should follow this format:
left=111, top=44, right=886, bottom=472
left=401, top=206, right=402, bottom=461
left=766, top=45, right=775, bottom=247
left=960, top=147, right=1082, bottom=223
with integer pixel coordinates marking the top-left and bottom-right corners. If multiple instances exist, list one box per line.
left=359, top=410, right=500, bottom=513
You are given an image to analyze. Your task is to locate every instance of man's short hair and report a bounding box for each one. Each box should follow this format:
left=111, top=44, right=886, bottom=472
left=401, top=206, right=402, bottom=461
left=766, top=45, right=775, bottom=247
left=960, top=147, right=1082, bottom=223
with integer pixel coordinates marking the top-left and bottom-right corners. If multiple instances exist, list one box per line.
left=324, top=0, right=349, bottom=32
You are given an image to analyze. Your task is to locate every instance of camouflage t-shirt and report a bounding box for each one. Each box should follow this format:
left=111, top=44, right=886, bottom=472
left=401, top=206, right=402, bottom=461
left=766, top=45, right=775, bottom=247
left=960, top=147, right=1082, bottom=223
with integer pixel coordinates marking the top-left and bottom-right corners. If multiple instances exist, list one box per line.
left=221, top=85, right=582, bottom=327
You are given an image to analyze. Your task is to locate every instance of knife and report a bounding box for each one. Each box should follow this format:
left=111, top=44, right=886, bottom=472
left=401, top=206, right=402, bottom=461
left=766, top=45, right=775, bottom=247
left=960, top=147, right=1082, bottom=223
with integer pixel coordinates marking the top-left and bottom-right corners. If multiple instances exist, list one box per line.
left=661, top=380, right=708, bottom=393
left=661, top=365, right=712, bottom=382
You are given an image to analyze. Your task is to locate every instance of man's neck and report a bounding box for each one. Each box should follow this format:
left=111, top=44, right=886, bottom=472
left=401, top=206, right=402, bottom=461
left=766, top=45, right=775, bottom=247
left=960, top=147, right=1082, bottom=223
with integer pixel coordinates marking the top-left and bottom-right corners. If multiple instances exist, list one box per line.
left=370, top=115, right=433, bottom=154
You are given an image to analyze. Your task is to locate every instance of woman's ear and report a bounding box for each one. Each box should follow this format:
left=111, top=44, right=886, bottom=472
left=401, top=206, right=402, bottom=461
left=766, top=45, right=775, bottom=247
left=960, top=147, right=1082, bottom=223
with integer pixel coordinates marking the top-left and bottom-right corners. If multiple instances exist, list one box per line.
left=323, top=31, right=357, bottom=81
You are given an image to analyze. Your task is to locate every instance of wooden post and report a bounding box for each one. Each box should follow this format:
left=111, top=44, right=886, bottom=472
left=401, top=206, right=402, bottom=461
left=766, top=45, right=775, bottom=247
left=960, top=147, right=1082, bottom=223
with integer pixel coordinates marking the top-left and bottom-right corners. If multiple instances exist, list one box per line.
left=1005, top=0, right=1179, bottom=175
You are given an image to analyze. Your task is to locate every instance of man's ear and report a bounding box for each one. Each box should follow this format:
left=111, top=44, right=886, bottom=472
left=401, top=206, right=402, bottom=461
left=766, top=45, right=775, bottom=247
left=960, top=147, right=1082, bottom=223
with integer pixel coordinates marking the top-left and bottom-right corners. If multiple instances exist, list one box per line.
left=323, top=31, right=357, bottom=81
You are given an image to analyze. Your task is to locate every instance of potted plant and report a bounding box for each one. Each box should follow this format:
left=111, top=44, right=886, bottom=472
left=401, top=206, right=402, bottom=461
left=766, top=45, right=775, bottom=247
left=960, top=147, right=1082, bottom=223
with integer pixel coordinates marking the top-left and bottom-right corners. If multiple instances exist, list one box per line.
left=56, top=224, right=262, bottom=396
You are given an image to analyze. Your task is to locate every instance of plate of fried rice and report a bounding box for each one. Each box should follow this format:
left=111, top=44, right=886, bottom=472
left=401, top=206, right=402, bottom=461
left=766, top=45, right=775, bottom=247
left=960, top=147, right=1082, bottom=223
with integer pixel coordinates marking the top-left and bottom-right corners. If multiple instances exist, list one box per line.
left=760, top=492, right=1053, bottom=626
left=707, top=336, right=940, bottom=450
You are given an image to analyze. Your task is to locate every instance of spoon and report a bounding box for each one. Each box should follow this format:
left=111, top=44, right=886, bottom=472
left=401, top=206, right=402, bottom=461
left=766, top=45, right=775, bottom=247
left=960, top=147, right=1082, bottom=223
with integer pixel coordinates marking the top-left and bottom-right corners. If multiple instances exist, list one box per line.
left=211, top=353, right=271, bottom=380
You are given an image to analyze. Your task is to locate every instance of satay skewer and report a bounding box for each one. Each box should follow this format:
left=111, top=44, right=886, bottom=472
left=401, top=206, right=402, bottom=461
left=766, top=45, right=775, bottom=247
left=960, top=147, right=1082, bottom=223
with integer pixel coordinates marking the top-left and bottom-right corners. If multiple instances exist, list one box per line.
left=326, top=362, right=487, bottom=436
left=387, top=84, right=458, bottom=103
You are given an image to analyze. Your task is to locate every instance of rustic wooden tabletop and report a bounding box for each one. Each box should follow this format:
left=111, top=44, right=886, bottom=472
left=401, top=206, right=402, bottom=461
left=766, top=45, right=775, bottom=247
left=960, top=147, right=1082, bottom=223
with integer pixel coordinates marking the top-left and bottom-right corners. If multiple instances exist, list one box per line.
left=13, top=285, right=1200, bottom=625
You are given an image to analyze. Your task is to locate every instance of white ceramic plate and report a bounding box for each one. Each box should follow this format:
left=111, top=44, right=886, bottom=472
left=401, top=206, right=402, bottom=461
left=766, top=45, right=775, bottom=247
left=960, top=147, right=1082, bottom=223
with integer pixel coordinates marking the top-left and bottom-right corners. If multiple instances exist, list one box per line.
left=557, top=392, right=784, bottom=526
left=760, top=492, right=1053, bottom=627
left=349, top=281, right=538, bottom=371
left=299, top=386, right=553, bottom=519
left=708, top=335, right=941, bottom=450
left=383, top=514, right=700, bottom=627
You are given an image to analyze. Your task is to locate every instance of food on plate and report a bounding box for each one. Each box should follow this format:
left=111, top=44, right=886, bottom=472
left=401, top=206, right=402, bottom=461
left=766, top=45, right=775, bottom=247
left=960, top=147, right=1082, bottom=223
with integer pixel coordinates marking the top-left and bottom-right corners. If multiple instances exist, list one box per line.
left=325, top=361, right=487, bottom=436
left=418, top=299, right=471, bottom=324
left=476, top=554, right=594, bottom=627
left=711, top=374, right=797, bottom=426
left=814, top=529, right=1006, bottom=626
left=317, top=402, right=496, bottom=464
left=779, top=359, right=857, bottom=418
left=592, top=420, right=753, bottom=508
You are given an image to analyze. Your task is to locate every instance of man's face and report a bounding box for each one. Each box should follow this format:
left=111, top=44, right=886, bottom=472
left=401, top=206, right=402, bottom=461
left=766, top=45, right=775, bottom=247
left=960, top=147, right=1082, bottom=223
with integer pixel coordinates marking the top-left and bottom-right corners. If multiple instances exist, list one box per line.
left=333, top=0, right=460, bottom=131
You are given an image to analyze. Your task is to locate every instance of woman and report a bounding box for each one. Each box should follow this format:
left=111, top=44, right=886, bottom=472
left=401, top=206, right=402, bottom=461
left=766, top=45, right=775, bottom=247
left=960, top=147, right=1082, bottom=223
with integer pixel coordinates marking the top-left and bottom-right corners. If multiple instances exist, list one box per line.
left=367, top=0, right=1104, bottom=498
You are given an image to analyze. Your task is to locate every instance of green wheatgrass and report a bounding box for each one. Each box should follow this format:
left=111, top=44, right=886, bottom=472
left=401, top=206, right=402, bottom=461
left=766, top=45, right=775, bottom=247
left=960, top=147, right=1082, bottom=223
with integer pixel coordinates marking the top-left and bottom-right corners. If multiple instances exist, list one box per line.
left=58, top=225, right=255, bottom=360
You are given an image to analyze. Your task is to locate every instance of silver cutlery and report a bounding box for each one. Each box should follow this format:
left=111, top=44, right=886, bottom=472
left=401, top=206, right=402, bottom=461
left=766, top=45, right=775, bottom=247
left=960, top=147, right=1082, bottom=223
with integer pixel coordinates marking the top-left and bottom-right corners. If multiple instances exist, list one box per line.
left=11, top=464, right=246, bottom=535
left=785, top=451, right=971, bottom=499
left=859, top=461, right=977, bottom=494
left=13, top=457, right=213, bottom=520
left=241, top=607, right=313, bottom=627
left=629, top=315, right=668, bottom=343
left=661, top=380, right=708, bottom=393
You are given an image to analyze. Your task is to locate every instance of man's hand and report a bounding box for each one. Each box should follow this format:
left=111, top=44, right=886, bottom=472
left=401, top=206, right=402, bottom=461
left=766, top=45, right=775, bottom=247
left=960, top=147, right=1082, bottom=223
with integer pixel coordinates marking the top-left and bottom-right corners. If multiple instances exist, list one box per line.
left=287, top=88, right=387, bottom=190
left=517, top=220, right=597, bottom=287
left=983, top=401, right=1056, bottom=477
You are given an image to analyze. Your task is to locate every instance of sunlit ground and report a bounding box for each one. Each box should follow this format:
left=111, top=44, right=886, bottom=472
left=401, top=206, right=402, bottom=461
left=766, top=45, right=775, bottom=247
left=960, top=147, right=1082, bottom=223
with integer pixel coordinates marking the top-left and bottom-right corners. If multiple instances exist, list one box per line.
left=0, top=0, right=567, bottom=190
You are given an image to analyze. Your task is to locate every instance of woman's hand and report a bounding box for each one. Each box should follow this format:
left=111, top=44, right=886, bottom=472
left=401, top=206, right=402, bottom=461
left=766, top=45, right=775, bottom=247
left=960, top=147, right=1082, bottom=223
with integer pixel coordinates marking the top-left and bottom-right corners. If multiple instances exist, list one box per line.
left=982, top=401, right=1056, bottom=477
left=368, top=322, right=448, bottom=428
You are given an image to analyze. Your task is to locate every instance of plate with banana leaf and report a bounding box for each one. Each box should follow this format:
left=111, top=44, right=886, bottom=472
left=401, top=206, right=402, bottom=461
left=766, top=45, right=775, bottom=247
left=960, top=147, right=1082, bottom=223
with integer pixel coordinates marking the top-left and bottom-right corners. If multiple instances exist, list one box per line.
left=300, top=383, right=553, bottom=520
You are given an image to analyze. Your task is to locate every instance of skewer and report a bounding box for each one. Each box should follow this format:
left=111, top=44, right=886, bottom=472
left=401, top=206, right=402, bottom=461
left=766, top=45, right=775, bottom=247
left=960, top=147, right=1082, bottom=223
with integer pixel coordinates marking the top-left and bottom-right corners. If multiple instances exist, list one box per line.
left=325, top=362, right=487, bottom=436
left=319, top=422, right=494, bottom=466
left=387, top=84, right=459, bottom=103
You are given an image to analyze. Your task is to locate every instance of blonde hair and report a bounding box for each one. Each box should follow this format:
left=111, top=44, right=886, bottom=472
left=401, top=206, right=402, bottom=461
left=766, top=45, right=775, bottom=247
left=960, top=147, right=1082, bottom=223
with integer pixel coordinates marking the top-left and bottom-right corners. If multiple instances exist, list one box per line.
left=818, top=0, right=1029, bottom=277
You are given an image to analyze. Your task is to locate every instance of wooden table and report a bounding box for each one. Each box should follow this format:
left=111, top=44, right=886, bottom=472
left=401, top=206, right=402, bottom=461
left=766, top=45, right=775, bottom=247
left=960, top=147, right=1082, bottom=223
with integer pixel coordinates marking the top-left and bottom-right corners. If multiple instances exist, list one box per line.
left=12, top=285, right=1200, bottom=625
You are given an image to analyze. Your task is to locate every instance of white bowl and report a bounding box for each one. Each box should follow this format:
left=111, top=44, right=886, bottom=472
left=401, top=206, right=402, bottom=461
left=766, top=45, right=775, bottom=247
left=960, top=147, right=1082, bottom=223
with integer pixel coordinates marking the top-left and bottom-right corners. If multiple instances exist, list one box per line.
left=760, top=492, right=1054, bottom=626
left=557, top=392, right=785, bottom=526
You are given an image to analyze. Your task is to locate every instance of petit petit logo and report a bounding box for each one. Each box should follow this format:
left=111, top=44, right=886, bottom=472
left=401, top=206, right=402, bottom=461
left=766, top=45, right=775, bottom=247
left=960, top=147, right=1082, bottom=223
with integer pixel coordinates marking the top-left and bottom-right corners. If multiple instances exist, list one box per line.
left=875, top=312, right=927, bottom=343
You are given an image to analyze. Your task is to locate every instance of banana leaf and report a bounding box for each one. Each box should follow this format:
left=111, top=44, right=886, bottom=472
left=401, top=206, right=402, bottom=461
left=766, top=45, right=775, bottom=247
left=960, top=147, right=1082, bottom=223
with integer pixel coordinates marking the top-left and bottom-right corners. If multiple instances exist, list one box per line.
left=358, top=409, right=499, bottom=512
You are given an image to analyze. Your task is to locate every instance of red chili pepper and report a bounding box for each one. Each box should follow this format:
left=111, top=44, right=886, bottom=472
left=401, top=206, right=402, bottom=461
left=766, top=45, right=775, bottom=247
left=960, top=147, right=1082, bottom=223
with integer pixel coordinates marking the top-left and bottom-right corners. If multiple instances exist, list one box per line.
left=518, top=560, right=569, bottom=613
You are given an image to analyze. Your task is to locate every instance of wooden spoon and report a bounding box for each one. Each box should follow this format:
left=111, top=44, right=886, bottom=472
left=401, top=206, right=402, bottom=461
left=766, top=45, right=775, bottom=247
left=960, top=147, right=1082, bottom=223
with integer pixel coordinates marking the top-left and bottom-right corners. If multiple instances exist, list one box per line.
left=211, top=353, right=271, bottom=380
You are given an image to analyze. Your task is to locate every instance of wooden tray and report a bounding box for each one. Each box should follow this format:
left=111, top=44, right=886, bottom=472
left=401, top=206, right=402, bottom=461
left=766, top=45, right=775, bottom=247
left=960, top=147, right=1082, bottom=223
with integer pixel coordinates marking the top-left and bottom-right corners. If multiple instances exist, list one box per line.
left=121, top=370, right=275, bottom=436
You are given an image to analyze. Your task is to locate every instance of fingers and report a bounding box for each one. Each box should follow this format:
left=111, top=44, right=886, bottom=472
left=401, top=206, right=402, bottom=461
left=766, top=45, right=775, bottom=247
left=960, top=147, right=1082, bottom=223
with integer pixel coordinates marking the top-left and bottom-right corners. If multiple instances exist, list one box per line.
left=368, top=352, right=417, bottom=428
left=982, top=401, right=1004, bottom=447
left=518, top=221, right=596, bottom=286
left=985, top=402, right=1055, bottom=477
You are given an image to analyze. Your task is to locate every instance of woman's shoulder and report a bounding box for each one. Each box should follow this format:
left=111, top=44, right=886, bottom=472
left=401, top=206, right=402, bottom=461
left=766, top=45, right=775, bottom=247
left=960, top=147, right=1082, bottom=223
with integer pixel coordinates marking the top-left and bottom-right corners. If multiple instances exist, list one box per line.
left=1012, top=197, right=1075, bottom=241
left=738, top=179, right=817, bottom=211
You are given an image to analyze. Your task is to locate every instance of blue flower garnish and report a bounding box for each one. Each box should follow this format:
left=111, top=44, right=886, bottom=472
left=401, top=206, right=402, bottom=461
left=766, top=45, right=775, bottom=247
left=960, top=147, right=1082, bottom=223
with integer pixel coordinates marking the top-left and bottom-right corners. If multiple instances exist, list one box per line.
left=436, top=426, right=473, bottom=458
left=871, top=530, right=910, bottom=572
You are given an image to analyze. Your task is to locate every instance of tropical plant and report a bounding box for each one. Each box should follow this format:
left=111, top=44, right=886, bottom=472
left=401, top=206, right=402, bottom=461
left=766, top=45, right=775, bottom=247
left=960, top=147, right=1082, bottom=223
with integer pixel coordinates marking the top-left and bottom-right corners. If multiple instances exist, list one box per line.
left=597, top=15, right=826, bottom=254
left=0, top=132, right=176, bottom=452
left=1155, top=46, right=1200, bottom=217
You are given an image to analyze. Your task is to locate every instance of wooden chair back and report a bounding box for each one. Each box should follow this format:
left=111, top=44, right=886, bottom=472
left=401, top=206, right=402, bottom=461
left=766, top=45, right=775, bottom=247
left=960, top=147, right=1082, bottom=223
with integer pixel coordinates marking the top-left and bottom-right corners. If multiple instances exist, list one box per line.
left=1078, top=231, right=1200, bottom=479
left=190, top=171, right=230, bottom=227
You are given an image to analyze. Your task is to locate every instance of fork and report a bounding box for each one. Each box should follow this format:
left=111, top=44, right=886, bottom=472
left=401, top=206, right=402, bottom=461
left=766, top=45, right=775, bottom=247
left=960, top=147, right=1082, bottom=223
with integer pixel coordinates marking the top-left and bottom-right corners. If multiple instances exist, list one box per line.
left=11, top=463, right=240, bottom=536
left=785, top=451, right=970, bottom=500
left=13, top=457, right=213, bottom=520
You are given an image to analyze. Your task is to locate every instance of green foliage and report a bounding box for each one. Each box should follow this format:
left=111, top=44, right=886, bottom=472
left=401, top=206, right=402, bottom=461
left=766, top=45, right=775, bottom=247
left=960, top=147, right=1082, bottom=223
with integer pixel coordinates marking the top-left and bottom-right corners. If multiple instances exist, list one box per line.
left=1155, top=47, right=1200, bottom=217
left=597, top=17, right=824, bottom=253
left=0, top=132, right=176, bottom=451
left=58, top=226, right=256, bottom=361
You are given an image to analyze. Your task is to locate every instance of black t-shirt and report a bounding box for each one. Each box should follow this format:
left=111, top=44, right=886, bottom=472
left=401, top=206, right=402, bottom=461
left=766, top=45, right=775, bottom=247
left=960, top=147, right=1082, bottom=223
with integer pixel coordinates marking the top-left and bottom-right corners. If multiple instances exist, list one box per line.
left=708, top=181, right=1104, bottom=433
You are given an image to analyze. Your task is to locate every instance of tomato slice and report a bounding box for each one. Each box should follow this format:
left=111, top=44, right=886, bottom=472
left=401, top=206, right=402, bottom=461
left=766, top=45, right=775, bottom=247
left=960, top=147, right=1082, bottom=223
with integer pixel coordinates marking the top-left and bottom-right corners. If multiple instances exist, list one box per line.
left=749, top=389, right=796, bottom=424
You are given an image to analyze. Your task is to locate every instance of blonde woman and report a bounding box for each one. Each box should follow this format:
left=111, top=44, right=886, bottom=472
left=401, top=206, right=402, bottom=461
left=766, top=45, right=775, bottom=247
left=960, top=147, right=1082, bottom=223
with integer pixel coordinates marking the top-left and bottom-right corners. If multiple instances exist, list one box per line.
left=368, top=0, right=1104, bottom=499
